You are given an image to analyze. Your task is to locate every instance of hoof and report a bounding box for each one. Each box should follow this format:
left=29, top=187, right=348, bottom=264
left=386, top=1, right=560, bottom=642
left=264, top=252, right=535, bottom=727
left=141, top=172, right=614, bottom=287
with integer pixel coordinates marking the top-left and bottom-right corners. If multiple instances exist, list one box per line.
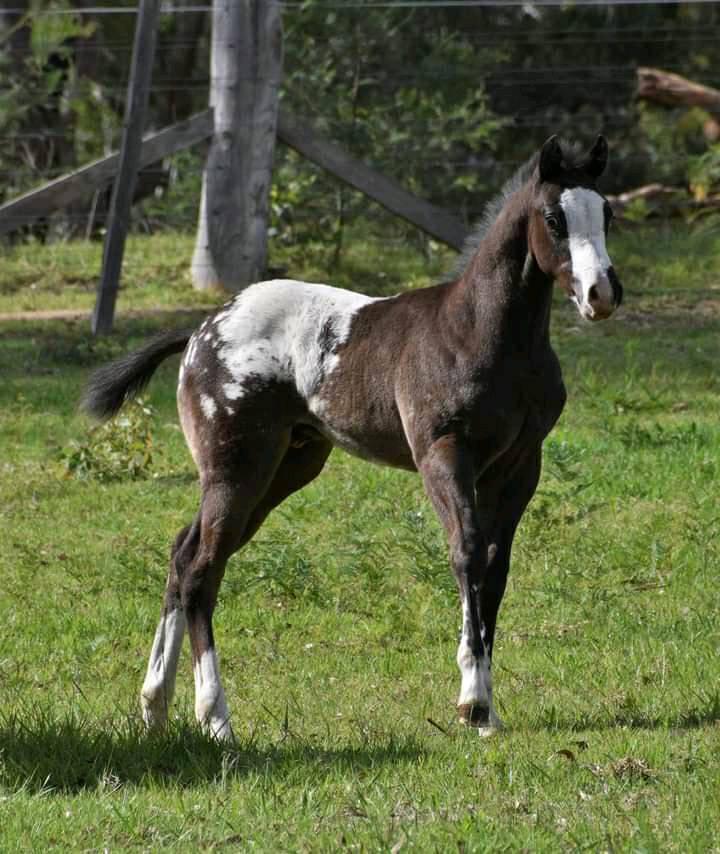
left=140, top=693, right=168, bottom=730
left=475, top=722, right=502, bottom=738
left=202, top=717, right=235, bottom=744
left=458, top=702, right=490, bottom=727
left=458, top=703, right=504, bottom=736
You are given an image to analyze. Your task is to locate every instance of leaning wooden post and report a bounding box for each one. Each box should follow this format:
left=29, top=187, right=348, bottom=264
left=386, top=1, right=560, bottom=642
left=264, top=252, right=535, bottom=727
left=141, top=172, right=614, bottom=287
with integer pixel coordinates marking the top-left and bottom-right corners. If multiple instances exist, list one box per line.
left=191, top=0, right=283, bottom=292
left=92, top=0, right=160, bottom=335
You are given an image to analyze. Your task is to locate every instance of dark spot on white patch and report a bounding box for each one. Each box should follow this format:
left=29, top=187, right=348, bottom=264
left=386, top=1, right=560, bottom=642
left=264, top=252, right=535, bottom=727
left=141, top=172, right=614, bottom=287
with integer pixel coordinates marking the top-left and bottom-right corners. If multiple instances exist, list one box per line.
left=317, top=318, right=340, bottom=362
left=239, top=373, right=274, bottom=396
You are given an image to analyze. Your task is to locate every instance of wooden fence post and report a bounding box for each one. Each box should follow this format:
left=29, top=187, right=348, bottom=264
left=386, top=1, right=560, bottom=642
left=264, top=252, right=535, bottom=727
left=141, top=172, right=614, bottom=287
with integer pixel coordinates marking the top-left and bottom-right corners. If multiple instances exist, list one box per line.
left=92, top=0, right=160, bottom=335
left=191, top=0, right=283, bottom=292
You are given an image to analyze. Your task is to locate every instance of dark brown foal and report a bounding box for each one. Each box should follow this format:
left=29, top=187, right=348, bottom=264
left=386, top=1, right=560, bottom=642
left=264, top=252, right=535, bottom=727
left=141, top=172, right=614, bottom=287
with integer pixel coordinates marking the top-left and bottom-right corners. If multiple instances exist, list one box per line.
left=84, top=135, right=622, bottom=739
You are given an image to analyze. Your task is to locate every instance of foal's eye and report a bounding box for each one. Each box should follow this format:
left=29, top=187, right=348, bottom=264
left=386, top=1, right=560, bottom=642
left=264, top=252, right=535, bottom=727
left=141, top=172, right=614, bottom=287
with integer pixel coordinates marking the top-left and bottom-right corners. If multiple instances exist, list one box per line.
left=543, top=208, right=567, bottom=240
left=544, top=212, right=560, bottom=232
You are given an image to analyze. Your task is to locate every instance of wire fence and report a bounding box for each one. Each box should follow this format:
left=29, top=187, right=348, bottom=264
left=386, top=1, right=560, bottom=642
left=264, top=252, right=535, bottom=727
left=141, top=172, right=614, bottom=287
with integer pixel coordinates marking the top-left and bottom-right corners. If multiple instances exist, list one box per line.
left=1, top=1, right=720, bottom=263
left=2, top=0, right=720, bottom=11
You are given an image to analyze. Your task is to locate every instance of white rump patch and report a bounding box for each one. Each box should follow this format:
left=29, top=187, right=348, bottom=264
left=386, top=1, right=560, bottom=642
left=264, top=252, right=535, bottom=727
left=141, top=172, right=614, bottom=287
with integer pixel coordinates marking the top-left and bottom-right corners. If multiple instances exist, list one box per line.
left=199, top=393, right=217, bottom=420
left=141, top=609, right=186, bottom=728
left=213, top=279, right=381, bottom=406
left=193, top=648, right=233, bottom=742
left=559, top=187, right=612, bottom=315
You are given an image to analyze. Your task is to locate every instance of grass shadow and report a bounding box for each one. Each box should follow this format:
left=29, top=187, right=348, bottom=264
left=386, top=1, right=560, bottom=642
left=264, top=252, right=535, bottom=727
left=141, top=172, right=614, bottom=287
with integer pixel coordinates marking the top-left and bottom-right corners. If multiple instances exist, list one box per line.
left=0, top=314, right=206, bottom=382
left=535, top=694, right=720, bottom=733
left=152, top=471, right=198, bottom=487
left=0, top=710, right=424, bottom=794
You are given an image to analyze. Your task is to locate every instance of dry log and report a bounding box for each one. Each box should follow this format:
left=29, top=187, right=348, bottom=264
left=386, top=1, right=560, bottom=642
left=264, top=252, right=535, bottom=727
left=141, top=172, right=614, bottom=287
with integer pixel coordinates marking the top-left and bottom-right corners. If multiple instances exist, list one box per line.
left=607, top=183, right=720, bottom=217
left=607, top=183, right=684, bottom=211
left=637, top=67, right=720, bottom=116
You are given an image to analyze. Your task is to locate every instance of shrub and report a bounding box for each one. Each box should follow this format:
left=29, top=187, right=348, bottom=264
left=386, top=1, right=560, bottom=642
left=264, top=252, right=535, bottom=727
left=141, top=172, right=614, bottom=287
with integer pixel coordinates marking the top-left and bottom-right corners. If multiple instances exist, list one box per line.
left=60, top=398, right=159, bottom=482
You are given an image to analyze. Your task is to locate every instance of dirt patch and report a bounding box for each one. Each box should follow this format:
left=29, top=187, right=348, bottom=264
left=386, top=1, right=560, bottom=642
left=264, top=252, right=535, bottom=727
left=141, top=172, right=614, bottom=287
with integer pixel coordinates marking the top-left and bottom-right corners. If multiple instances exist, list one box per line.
left=0, top=306, right=210, bottom=323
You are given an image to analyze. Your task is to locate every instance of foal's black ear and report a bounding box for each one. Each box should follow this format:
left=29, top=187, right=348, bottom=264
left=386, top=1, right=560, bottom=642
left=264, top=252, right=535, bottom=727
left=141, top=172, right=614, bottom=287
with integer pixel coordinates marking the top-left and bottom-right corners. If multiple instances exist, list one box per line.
left=585, top=135, right=608, bottom=179
left=538, top=135, right=564, bottom=183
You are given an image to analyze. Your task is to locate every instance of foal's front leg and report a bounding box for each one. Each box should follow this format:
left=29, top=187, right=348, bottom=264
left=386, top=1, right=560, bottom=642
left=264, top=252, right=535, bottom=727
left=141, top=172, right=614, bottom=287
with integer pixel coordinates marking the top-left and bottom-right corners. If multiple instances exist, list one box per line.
left=418, top=435, right=498, bottom=732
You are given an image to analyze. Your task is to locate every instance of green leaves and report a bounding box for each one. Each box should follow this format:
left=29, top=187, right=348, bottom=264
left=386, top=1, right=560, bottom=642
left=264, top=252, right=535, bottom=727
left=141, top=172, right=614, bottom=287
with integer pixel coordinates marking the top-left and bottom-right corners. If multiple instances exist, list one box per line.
left=275, top=6, right=507, bottom=253
left=29, top=0, right=95, bottom=68
left=59, top=398, right=160, bottom=482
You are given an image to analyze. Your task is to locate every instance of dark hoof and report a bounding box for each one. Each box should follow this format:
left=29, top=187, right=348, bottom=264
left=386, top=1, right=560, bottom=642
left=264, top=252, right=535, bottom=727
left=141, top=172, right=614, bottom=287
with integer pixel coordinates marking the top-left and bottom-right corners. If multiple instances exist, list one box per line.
left=458, top=702, right=491, bottom=727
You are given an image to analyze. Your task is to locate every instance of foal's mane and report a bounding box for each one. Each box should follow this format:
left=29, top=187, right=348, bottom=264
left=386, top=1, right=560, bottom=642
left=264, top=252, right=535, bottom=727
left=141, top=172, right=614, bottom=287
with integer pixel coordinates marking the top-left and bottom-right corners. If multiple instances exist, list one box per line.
left=451, top=140, right=584, bottom=279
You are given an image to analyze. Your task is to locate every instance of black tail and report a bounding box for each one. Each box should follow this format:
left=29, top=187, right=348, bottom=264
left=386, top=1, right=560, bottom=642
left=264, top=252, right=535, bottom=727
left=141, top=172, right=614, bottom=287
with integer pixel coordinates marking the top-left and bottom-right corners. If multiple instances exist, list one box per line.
left=82, top=328, right=193, bottom=421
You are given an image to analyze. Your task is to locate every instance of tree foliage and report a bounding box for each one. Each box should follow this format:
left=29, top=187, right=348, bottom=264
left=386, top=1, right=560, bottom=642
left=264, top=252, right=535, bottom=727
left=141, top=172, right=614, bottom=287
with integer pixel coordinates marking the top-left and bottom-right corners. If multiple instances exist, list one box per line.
left=2, top=1, right=720, bottom=244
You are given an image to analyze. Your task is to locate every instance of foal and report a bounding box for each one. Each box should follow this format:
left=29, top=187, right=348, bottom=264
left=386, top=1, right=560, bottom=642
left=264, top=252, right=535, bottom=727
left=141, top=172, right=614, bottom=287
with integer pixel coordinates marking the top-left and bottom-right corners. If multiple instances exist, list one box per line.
left=85, top=136, right=622, bottom=738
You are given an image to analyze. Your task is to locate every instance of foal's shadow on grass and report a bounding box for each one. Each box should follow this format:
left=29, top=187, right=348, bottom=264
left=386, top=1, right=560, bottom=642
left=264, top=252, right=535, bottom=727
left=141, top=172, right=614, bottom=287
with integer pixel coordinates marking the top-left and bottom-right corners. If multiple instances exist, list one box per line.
left=0, top=714, right=423, bottom=794
left=535, top=696, right=720, bottom=733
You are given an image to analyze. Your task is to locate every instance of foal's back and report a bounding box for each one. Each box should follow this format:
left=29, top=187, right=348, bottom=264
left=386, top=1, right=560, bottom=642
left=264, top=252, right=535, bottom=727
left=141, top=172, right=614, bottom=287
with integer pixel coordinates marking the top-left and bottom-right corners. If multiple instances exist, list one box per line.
left=178, top=277, right=471, bottom=472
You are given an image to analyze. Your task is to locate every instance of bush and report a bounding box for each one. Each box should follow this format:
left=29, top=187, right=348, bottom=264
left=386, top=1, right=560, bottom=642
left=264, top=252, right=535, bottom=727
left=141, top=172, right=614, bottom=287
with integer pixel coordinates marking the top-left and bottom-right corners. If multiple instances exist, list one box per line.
left=59, top=399, right=159, bottom=482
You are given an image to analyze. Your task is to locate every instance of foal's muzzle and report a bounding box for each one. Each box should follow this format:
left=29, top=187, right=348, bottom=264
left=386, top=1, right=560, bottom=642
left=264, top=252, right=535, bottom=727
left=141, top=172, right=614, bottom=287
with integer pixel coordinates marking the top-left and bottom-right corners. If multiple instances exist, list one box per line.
left=578, top=265, right=623, bottom=322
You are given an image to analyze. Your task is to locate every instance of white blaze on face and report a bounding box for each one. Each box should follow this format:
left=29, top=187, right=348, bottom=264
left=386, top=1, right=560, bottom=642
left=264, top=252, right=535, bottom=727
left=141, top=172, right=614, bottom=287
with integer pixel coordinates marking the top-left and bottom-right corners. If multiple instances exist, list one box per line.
left=559, top=188, right=612, bottom=318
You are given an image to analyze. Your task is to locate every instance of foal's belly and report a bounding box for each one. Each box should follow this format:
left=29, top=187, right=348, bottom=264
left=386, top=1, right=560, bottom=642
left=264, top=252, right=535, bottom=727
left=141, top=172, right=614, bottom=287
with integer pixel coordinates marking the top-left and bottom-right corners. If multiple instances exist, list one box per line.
left=309, top=402, right=416, bottom=470
left=323, top=428, right=416, bottom=470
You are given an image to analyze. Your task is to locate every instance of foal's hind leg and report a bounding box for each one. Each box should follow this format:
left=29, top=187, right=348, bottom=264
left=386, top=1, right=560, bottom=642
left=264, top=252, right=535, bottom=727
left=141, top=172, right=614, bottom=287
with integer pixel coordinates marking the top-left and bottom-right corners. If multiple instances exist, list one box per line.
left=241, top=432, right=333, bottom=542
left=183, top=446, right=288, bottom=741
left=184, top=433, right=332, bottom=741
left=141, top=520, right=198, bottom=728
left=140, top=430, right=331, bottom=739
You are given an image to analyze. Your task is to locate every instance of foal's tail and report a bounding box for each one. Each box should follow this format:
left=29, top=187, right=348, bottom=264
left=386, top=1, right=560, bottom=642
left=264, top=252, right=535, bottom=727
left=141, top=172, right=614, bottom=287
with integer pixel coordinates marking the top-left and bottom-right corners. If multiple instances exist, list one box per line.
left=82, top=328, right=193, bottom=421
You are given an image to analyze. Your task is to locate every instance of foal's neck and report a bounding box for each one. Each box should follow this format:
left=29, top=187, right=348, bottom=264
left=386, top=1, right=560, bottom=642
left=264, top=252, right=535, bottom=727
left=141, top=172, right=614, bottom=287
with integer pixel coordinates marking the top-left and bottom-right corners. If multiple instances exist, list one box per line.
left=458, top=187, right=554, bottom=356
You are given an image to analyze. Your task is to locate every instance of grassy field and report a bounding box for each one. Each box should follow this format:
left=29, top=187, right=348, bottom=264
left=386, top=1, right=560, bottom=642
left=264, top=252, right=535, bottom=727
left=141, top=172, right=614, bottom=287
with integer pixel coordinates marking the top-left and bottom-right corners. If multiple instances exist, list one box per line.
left=1, top=222, right=720, bottom=850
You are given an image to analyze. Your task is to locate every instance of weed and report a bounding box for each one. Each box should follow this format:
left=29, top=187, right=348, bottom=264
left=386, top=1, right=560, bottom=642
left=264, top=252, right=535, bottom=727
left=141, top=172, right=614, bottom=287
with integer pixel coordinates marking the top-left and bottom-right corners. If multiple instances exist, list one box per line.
left=616, top=420, right=707, bottom=450
left=58, top=398, right=160, bottom=481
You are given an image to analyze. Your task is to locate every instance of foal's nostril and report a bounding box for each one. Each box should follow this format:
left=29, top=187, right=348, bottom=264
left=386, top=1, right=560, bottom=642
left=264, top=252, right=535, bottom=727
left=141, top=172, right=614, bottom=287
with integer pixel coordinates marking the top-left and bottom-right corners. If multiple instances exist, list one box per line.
left=588, top=285, right=599, bottom=304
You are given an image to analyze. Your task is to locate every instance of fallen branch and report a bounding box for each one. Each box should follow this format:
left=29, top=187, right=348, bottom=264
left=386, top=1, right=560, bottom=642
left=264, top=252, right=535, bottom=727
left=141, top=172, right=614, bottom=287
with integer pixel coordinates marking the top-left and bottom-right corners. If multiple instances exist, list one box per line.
left=637, top=66, right=720, bottom=114
left=637, top=66, right=720, bottom=142
left=607, top=183, right=720, bottom=217
left=606, top=183, right=684, bottom=213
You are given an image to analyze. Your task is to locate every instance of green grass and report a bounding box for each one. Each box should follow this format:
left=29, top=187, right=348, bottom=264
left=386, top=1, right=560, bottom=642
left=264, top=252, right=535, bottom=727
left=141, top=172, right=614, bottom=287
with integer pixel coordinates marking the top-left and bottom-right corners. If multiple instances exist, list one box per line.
left=1, top=222, right=720, bottom=850
left=0, top=226, right=450, bottom=314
